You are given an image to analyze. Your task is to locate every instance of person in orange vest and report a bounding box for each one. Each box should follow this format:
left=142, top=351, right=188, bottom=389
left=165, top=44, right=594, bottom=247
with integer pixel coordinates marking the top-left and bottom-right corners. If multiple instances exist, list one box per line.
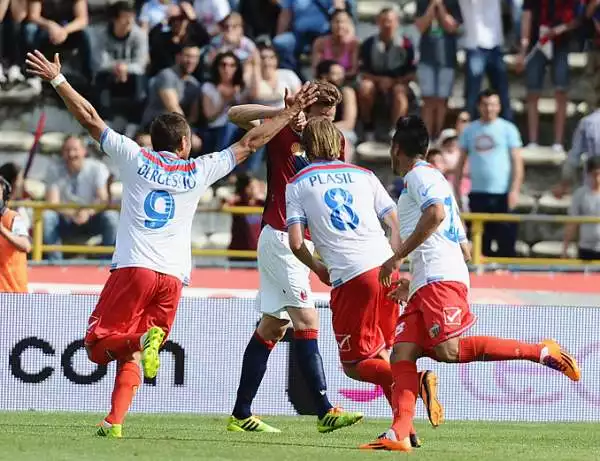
left=0, top=175, right=30, bottom=293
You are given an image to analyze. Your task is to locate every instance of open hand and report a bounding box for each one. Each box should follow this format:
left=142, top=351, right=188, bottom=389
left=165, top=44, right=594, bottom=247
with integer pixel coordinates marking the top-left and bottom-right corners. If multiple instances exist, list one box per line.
left=26, top=50, right=61, bottom=81
left=287, top=82, right=319, bottom=114
left=379, top=255, right=402, bottom=287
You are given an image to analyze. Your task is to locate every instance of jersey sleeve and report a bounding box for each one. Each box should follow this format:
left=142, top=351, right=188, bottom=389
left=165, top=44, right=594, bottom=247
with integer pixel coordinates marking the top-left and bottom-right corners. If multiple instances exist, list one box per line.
left=99, top=128, right=140, bottom=167
left=194, top=148, right=236, bottom=187
left=407, top=168, right=447, bottom=211
left=285, top=183, right=307, bottom=228
left=370, top=174, right=396, bottom=219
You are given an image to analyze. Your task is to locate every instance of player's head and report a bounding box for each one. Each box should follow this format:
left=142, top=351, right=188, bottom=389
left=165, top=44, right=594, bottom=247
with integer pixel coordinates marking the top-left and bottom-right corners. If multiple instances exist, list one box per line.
left=390, top=115, right=430, bottom=176
left=302, top=117, right=342, bottom=162
left=587, top=156, right=600, bottom=188
left=61, top=135, right=87, bottom=174
left=150, top=112, right=192, bottom=159
left=478, top=89, right=501, bottom=122
left=0, top=162, right=22, bottom=200
left=304, top=80, right=342, bottom=122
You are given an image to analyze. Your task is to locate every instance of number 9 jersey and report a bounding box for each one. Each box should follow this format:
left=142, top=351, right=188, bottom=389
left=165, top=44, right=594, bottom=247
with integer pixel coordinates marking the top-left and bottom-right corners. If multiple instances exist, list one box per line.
left=99, top=128, right=236, bottom=284
left=397, top=161, right=469, bottom=299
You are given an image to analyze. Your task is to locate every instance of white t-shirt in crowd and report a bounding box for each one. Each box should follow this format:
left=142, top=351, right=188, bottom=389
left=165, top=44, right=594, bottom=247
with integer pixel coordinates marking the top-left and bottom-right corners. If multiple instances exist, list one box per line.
left=458, top=0, right=503, bottom=49
left=202, top=82, right=248, bottom=127
left=397, top=161, right=470, bottom=299
left=99, top=127, right=236, bottom=284
left=194, top=0, right=231, bottom=33
left=253, top=69, right=302, bottom=108
left=286, top=160, right=395, bottom=287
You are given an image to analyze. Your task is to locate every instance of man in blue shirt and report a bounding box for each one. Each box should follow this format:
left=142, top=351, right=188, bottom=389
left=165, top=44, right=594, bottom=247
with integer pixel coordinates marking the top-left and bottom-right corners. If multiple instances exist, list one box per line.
left=454, top=89, right=524, bottom=257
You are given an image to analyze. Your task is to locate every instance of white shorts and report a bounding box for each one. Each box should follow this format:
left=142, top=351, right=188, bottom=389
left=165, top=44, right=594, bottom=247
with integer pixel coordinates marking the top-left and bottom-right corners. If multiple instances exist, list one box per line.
left=255, top=224, right=315, bottom=320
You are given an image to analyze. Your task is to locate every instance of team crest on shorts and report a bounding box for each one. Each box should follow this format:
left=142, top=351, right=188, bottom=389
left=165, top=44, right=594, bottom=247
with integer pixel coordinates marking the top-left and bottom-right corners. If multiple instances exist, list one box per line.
left=300, top=290, right=308, bottom=301
left=395, top=322, right=405, bottom=336
left=335, top=334, right=352, bottom=352
left=429, top=323, right=440, bottom=338
left=443, top=307, right=462, bottom=326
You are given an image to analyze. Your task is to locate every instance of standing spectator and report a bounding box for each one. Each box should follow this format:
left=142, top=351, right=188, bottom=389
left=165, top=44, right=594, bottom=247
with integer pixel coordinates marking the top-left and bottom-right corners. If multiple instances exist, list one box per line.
left=516, top=0, right=579, bottom=152
left=554, top=108, right=600, bottom=198
left=316, top=59, right=357, bottom=154
left=225, top=173, right=265, bottom=261
left=454, top=90, right=524, bottom=257
left=24, top=0, right=93, bottom=81
left=358, top=7, right=416, bottom=142
left=311, top=8, right=359, bottom=81
left=415, top=0, right=462, bottom=139
left=95, top=1, right=148, bottom=121
left=192, top=0, right=231, bottom=36
left=0, top=175, right=30, bottom=293
left=458, top=0, right=512, bottom=121
left=584, top=0, right=600, bottom=110
left=273, top=0, right=351, bottom=72
left=139, top=43, right=203, bottom=152
left=249, top=42, right=301, bottom=107
left=42, top=136, right=118, bottom=261
left=238, top=0, right=281, bottom=39
left=201, top=51, right=248, bottom=154
left=148, top=3, right=209, bottom=77
left=563, top=156, right=600, bottom=260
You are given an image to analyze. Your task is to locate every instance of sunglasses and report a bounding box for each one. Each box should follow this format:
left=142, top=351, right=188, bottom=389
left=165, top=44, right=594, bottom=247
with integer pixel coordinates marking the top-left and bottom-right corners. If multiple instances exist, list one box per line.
left=219, top=61, right=237, bottom=68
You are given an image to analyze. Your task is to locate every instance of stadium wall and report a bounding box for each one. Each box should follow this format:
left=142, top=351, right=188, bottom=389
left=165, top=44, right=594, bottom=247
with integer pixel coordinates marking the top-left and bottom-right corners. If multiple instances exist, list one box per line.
left=1, top=294, right=599, bottom=422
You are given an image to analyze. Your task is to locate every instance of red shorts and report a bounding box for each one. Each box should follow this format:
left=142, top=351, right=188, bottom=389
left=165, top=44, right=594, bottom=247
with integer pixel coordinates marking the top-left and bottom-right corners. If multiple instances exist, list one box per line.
left=84, top=267, right=183, bottom=346
left=330, top=267, right=400, bottom=363
left=395, top=281, right=476, bottom=350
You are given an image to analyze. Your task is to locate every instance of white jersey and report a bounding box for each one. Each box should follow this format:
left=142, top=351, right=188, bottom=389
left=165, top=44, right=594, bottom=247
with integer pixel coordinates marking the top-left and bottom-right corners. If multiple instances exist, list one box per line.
left=397, top=160, right=469, bottom=298
left=100, top=128, right=235, bottom=284
left=286, top=160, right=395, bottom=287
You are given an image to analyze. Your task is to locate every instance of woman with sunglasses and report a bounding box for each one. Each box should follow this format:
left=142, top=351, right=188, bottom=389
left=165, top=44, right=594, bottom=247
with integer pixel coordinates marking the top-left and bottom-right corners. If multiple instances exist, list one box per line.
left=250, top=43, right=301, bottom=108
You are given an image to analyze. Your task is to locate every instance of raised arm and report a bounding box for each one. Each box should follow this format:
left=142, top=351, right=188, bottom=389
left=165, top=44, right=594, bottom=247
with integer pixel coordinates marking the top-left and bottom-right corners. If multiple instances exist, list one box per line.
left=228, top=104, right=285, bottom=130
left=25, top=51, right=106, bottom=142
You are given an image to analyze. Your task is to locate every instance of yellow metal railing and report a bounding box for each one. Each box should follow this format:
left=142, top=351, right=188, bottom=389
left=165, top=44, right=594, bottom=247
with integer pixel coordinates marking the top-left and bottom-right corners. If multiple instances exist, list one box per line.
left=10, top=201, right=600, bottom=266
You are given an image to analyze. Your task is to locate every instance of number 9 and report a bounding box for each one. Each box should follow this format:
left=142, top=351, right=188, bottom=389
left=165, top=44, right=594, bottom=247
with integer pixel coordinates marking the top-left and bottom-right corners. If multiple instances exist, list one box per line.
left=144, top=190, right=175, bottom=229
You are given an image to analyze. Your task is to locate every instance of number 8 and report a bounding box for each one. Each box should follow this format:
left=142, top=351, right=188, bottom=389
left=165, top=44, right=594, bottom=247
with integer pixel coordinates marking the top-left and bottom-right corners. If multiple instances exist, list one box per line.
left=144, top=190, right=175, bottom=229
left=324, top=188, right=360, bottom=231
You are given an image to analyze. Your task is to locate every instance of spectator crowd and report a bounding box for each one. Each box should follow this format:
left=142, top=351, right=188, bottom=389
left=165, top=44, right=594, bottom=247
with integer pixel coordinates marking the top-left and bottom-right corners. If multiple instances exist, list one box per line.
left=3, top=0, right=600, bottom=268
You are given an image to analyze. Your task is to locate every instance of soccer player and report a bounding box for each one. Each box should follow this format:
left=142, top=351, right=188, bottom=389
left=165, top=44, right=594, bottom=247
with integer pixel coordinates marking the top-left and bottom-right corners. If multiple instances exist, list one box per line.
left=226, top=82, right=364, bottom=433
left=285, top=117, right=443, bottom=447
left=360, top=115, right=582, bottom=452
left=25, top=50, right=319, bottom=438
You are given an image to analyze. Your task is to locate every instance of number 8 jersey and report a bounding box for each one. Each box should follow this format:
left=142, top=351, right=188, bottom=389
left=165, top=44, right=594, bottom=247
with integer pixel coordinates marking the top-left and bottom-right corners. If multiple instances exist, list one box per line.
left=397, top=161, right=469, bottom=299
left=100, top=128, right=236, bottom=284
left=285, top=160, right=395, bottom=287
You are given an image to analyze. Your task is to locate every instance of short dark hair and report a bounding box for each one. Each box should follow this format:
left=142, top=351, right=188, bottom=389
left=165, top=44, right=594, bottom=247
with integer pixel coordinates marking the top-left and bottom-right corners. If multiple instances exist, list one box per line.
left=150, top=113, right=190, bottom=153
left=330, top=8, right=351, bottom=21
left=210, top=51, right=244, bottom=87
left=0, top=162, right=21, bottom=188
left=587, top=156, right=600, bottom=172
left=392, top=115, right=430, bottom=158
left=478, top=88, right=499, bottom=103
left=109, top=0, right=135, bottom=19
left=315, top=59, right=339, bottom=80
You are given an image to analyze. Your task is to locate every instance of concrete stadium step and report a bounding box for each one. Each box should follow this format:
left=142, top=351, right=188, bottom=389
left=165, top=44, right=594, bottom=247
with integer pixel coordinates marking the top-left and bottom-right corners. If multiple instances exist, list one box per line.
left=191, top=231, right=208, bottom=249
left=521, top=145, right=567, bottom=167
left=356, top=142, right=390, bottom=162
left=516, top=194, right=536, bottom=213
left=456, top=51, right=587, bottom=75
left=538, top=192, right=571, bottom=214
left=0, top=131, right=34, bottom=151
left=515, top=240, right=531, bottom=257
left=447, top=95, right=587, bottom=118
left=206, top=232, right=232, bottom=250
left=40, top=132, right=67, bottom=154
left=24, top=178, right=45, bottom=200
left=109, top=181, right=122, bottom=202
left=531, top=241, right=576, bottom=259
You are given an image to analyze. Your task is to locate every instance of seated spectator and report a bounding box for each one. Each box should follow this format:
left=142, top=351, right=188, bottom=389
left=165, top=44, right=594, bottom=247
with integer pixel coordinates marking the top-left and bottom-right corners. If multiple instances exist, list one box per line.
left=563, top=156, right=600, bottom=260
left=225, top=173, right=265, bottom=261
left=516, top=0, right=579, bottom=153
left=311, top=8, right=359, bottom=81
left=249, top=42, right=301, bottom=107
left=203, top=12, right=258, bottom=79
left=454, top=89, right=524, bottom=257
left=273, top=0, right=351, bottom=71
left=316, top=59, right=357, bottom=157
left=139, top=0, right=179, bottom=31
left=415, top=0, right=462, bottom=139
left=0, top=162, right=29, bottom=229
left=238, top=0, right=281, bottom=40
left=148, top=2, right=209, bottom=77
left=139, top=43, right=203, bottom=152
left=358, top=7, right=416, bottom=141
left=192, top=0, right=231, bottom=36
left=201, top=51, right=248, bottom=153
left=0, top=174, right=30, bottom=293
left=95, top=1, right=148, bottom=122
left=24, top=0, right=93, bottom=82
left=42, top=136, right=118, bottom=261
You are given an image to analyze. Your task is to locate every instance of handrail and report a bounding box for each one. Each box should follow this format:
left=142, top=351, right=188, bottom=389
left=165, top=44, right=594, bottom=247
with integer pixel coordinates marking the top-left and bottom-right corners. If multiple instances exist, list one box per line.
left=9, top=201, right=600, bottom=266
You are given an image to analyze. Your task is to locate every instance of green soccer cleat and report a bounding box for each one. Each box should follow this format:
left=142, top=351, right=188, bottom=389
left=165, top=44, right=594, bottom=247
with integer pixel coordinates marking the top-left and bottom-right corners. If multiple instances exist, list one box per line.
left=96, top=421, right=122, bottom=438
left=317, top=407, right=363, bottom=433
left=141, top=326, right=165, bottom=379
left=226, top=415, right=281, bottom=432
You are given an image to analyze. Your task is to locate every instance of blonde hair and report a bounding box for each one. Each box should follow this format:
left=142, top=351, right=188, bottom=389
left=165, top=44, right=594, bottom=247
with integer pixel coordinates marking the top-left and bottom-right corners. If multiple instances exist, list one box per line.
left=302, top=117, right=342, bottom=161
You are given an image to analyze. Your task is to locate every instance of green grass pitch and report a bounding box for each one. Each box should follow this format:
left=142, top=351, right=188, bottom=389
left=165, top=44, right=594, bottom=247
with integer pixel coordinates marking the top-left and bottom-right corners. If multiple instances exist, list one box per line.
left=1, top=412, right=599, bottom=461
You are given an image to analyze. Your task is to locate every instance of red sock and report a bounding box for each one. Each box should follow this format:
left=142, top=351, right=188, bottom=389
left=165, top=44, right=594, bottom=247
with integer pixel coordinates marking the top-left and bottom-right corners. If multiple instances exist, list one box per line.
left=355, top=358, right=394, bottom=405
left=390, top=361, right=418, bottom=440
left=106, top=361, right=142, bottom=425
left=88, top=334, right=143, bottom=365
left=458, top=336, right=542, bottom=363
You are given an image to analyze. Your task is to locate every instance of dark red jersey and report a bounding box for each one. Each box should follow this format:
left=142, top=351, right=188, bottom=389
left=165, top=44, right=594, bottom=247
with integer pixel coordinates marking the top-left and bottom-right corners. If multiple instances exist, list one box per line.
left=262, top=125, right=345, bottom=235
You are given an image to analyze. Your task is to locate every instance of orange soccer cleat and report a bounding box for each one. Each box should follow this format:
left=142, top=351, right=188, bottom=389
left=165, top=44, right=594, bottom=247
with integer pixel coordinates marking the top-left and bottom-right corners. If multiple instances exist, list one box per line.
left=540, top=339, right=581, bottom=382
left=359, top=430, right=413, bottom=452
left=419, top=370, right=444, bottom=427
